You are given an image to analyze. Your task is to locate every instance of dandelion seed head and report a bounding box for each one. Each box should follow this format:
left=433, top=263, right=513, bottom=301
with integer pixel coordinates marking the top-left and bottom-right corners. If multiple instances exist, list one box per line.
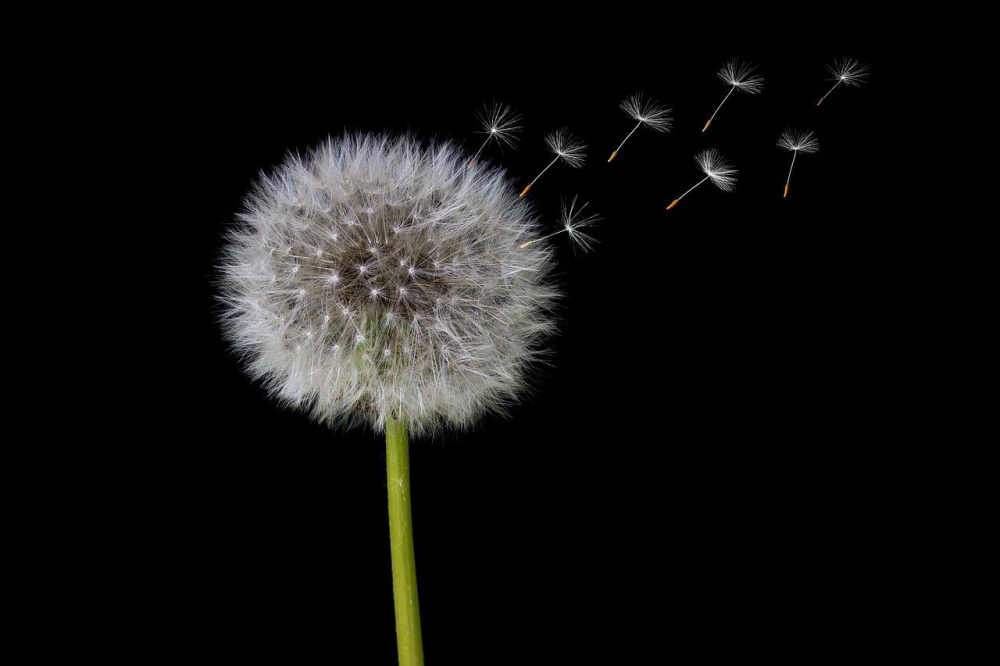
left=717, top=58, right=764, bottom=94
left=219, top=134, right=559, bottom=435
left=777, top=129, right=820, bottom=154
left=545, top=128, right=587, bottom=168
left=620, top=94, right=673, bottom=133
left=827, top=58, right=869, bottom=86
left=696, top=149, right=738, bottom=192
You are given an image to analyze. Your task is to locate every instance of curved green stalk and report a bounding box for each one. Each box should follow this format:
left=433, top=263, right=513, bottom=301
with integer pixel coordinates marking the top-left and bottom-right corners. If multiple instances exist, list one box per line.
left=386, top=419, right=424, bottom=666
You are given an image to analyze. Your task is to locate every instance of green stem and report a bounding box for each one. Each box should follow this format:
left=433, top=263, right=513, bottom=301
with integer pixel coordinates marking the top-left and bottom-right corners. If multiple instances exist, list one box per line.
left=386, top=419, right=424, bottom=666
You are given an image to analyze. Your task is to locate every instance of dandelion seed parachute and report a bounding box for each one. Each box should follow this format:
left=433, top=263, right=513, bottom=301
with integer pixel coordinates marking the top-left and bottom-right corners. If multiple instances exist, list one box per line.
left=519, top=197, right=599, bottom=253
left=520, top=128, right=586, bottom=197
left=468, top=102, right=522, bottom=167
left=608, top=94, right=672, bottom=163
left=219, top=133, right=559, bottom=437
left=777, top=129, right=820, bottom=198
left=817, top=58, right=869, bottom=106
left=702, top=58, right=763, bottom=132
left=666, top=148, right=737, bottom=210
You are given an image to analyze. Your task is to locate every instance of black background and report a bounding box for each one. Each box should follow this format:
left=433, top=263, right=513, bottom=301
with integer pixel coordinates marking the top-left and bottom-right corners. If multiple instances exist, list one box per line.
left=161, top=23, right=895, bottom=664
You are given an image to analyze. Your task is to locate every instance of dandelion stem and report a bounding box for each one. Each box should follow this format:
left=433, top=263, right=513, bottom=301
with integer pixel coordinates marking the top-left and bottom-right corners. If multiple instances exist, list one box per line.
left=531, top=157, right=560, bottom=186
left=786, top=151, right=798, bottom=186
left=667, top=176, right=711, bottom=211
left=706, top=86, right=736, bottom=128
left=386, top=419, right=424, bottom=666
left=519, top=227, right=567, bottom=249
left=680, top=175, right=711, bottom=201
left=521, top=156, right=560, bottom=197
left=818, top=79, right=841, bottom=106
left=468, top=137, right=491, bottom=167
left=611, top=121, right=643, bottom=159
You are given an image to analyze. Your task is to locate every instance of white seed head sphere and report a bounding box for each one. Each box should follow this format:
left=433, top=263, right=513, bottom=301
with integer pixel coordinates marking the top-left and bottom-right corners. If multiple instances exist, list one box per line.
left=220, top=134, right=559, bottom=436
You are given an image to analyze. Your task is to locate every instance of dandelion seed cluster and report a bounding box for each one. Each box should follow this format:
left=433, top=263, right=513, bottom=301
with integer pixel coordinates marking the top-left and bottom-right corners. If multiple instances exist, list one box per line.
left=476, top=103, right=522, bottom=149
left=220, top=134, right=558, bottom=435
left=826, top=58, right=869, bottom=87
left=558, top=198, right=599, bottom=253
left=696, top=149, right=738, bottom=192
left=777, top=129, right=820, bottom=154
left=717, top=59, right=765, bottom=94
left=620, top=94, right=673, bottom=133
left=544, top=129, right=587, bottom=168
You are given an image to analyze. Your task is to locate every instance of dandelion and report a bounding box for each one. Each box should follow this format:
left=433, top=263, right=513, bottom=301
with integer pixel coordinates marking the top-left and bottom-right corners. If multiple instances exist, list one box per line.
left=520, top=197, right=599, bottom=253
left=219, top=134, right=559, bottom=666
left=665, top=148, right=737, bottom=210
left=777, top=128, right=820, bottom=198
left=607, top=94, right=672, bottom=162
left=817, top=58, right=869, bottom=106
left=702, top=58, right=764, bottom=132
left=467, top=102, right=522, bottom=167
left=519, top=128, right=586, bottom=197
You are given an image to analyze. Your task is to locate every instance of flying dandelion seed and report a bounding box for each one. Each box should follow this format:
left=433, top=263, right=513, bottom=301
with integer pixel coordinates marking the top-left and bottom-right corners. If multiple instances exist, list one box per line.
left=817, top=58, right=869, bottom=106
left=665, top=149, right=737, bottom=210
left=520, top=197, right=599, bottom=253
left=777, top=129, right=820, bottom=198
left=608, top=94, right=672, bottom=163
left=520, top=128, right=586, bottom=197
left=702, top=58, right=764, bottom=132
left=467, top=102, right=522, bottom=167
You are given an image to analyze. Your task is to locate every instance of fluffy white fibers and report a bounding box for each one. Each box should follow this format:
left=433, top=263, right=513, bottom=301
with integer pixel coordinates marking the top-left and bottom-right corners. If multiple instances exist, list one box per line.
left=219, top=134, right=559, bottom=435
